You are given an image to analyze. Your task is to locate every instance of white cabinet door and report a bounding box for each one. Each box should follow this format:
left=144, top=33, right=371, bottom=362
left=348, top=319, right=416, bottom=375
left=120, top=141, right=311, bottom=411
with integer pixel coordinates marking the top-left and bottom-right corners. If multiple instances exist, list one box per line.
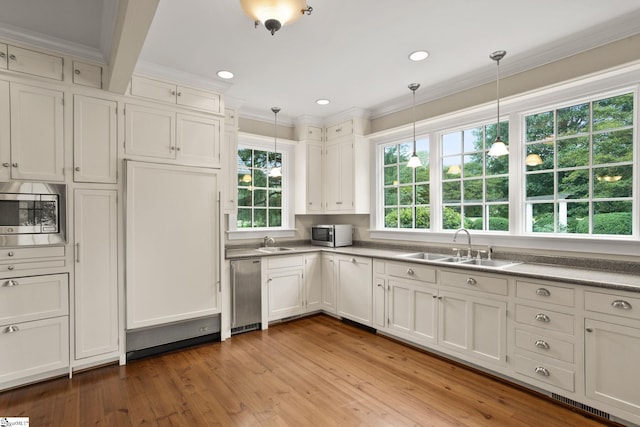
left=388, top=279, right=438, bottom=345
left=176, top=113, right=221, bottom=167
left=74, top=189, right=118, bottom=360
left=124, top=104, right=175, bottom=159
left=585, top=318, right=640, bottom=415
left=304, top=253, right=322, bottom=313
left=126, top=162, right=219, bottom=329
left=325, top=140, right=353, bottom=212
left=336, top=255, right=372, bottom=325
left=73, top=95, right=117, bottom=183
left=7, top=46, right=63, bottom=80
left=10, top=83, right=64, bottom=181
left=267, top=268, right=303, bottom=320
left=321, top=253, right=336, bottom=313
left=438, top=290, right=507, bottom=367
left=373, top=277, right=386, bottom=329
left=307, top=142, right=323, bottom=213
left=223, top=110, right=238, bottom=214
left=0, top=80, right=9, bottom=180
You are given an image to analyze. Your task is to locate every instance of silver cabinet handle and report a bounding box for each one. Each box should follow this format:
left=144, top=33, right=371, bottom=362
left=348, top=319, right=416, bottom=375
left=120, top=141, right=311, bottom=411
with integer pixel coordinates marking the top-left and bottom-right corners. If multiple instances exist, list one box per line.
left=170, top=146, right=176, bottom=151
left=11, top=162, right=18, bottom=168
left=586, top=328, right=593, bottom=333
left=336, top=127, right=342, bottom=133
left=2, top=162, right=8, bottom=167
left=336, top=201, right=343, bottom=205
left=406, top=268, right=414, bottom=276
left=76, top=243, right=80, bottom=263
left=534, top=366, right=550, bottom=377
left=612, top=300, right=632, bottom=310
left=535, top=313, right=550, bottom=323
left=0, top=52, right=5, bottom=59
left=377, top=283, right=383, bottom=288
left=231, top=264, right=237, bottom=327
left=3, top=325, right=19, bottom=333
left=534, top=340, right=550, bottom=349
left=267, top=277, right=272, bottom=282
left=536, top=288, right=550, bottom=297
left=466, top=277, right=477, bottom=286
left=2, top=279, right=18, bottom=287
left=9, top=54, right=16, bottom=60
left=74, top=69, right=81, bottom=75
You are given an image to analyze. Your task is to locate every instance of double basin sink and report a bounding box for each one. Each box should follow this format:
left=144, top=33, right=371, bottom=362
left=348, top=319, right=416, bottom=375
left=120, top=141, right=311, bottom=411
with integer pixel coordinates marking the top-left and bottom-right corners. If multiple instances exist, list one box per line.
left=397, top=252, right=521, bottom=269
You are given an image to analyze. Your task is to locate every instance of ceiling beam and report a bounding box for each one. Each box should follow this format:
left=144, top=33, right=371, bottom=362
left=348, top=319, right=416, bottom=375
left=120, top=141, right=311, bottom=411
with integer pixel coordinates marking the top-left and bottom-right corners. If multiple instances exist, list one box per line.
left=105, top=0, right=159, bottom=94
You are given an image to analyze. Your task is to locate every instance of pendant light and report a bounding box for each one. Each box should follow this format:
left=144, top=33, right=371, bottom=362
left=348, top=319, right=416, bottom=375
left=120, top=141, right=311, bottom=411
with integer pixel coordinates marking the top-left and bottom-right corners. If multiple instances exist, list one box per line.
left=269, top=107, right=282, bottom=178
left=407, top=83, right=422, bottom=168
left=525, top=153, right=543, bottom=166
left=488, top=50, right=509, bottom=157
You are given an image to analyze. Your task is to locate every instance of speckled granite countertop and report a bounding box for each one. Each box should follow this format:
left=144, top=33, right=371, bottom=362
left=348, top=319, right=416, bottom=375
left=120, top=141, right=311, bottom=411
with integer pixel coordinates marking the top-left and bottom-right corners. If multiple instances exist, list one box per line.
left=226, top=244, right=640, bottom=293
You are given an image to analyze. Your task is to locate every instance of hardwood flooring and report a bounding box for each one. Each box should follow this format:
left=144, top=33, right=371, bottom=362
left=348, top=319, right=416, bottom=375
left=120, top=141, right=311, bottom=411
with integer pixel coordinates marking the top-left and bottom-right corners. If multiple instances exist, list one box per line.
left=1, top=315, right=615, bottom=426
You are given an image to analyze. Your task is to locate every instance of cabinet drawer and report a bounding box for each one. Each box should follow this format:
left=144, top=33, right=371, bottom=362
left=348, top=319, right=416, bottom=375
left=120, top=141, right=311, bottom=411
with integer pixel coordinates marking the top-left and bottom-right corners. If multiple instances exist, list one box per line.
left=585, top=291, right=640, bottom=321
left=326, top=120, right=353, bottom=141
left=440, top=270, right=507, bottom=295
left=177, top=86, right=221, bottom=113
left=131, top=75, right=176, bottom=103
left=514, top=354, right=575, bottom=392
left=72, top=61, right=102, bottom=88
left=515, top=328, right=574, bottom=363
left=0, top=246, right=64, bottom=261
left=515, top=304, right=574, bottom=335
left=307, top=126, right=323, bottom=141
left=0, top=316, right=69, bottom=384
left=267, top=255, right=304, bottom=270
left=0, top=274, right=68, bottom=324
left=0, top=43, right=7, bottom=70
left=0, top=260, right=65, bottom=275
left=516, top=280, right=574, bottom=307
left=386, top=261, right=436, bottom=283
left=7, top=46, right=63, bottom=80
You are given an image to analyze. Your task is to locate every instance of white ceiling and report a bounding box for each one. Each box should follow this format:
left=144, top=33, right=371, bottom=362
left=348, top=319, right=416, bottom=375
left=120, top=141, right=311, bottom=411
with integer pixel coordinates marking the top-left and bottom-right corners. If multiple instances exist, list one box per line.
left=2, top=0, right=640, bottom=125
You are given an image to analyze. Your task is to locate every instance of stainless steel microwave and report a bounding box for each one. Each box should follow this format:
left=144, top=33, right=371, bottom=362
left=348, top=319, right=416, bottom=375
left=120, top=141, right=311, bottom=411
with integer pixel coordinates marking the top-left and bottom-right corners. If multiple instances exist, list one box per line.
left=311, top=224, right=353, bottom=247
left=0, top=181, right=66, bottom=246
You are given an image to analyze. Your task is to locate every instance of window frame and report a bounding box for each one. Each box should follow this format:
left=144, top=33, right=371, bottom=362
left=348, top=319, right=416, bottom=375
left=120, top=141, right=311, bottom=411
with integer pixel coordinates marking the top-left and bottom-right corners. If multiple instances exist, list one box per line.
left=370, top=62, right=640, bottom=256
left=228, top=132, right=296, bottom=240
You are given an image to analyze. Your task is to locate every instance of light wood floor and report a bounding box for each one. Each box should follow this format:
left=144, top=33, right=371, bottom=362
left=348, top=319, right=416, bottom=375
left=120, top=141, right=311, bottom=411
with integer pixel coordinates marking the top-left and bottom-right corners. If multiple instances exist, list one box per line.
left=1, top=315, right=615, bottom=426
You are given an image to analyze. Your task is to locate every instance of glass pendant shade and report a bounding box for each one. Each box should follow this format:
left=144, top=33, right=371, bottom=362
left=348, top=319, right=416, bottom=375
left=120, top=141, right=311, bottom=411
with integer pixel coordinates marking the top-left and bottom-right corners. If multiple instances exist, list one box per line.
left=268, top=106, right=282, bottom=178
left=447, top=165, right=462, bottom=175
left=407, top=154, right=421, bottom=168
left=525, top=153, right=543, bottom=166
left=240, top=0, right=308, bottom=27
left=487, top=136, right=509, bottom=157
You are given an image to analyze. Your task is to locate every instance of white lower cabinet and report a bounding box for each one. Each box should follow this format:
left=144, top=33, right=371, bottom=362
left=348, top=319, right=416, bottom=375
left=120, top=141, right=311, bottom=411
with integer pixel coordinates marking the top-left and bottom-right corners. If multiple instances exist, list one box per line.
left=74, top=189, right=119, bottom=361
left=0, top=273, right=69, bottom=389
left=266, top=255, right=304, bottom=321
left=336, top=255, right=372, bottom=325
left=321, top=253, right=336, bottom=313
left=388, top=279, right=438, bottom=345
left=303, top=253, right=322, bottom=313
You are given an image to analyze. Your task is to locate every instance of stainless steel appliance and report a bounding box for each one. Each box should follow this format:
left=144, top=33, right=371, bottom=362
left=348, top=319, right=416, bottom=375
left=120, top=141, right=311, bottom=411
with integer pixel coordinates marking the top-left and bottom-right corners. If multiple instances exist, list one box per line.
left=230, top=258, right=262, bottom=334
left=0, top=181, right=66, bottom=246
left=311, top=224, right=353, bottom=247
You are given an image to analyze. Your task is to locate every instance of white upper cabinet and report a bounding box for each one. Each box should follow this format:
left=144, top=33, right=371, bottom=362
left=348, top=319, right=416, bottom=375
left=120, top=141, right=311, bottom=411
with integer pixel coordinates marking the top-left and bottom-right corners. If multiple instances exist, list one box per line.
left=130, top=75, right=222, bottom=114
left=0, top=44, right=7, bottom=70
left=72, top=61, right=103, bottom=89
left=6, top=46, right=63, bottom=81
left=9, top=83, right=64, bottom=181
left=73, top=95, right=117, bottom=183
left=223, top=109, right=238, bottom=214
left=176, top=113, right=221, bottom=167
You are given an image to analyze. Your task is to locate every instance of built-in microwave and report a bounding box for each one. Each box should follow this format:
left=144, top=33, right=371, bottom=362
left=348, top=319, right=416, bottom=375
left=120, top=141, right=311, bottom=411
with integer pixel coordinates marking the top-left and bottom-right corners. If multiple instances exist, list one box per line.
left=311, top=224, right=353, bottom=247
left=0, top=181, right=66, bottom=246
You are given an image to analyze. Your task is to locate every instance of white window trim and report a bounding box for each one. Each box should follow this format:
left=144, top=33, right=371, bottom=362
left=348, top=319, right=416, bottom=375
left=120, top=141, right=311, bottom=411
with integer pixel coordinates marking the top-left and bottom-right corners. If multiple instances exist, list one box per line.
left=369, top=61, right=640, bottom=256
left=228, top=132, right=296, bottom=240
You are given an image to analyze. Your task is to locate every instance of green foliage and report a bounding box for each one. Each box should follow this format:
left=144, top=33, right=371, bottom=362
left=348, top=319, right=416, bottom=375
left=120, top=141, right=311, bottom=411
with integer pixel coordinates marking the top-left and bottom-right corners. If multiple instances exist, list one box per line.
left=575, top=212, right=633, bottom=235
left=489, top=217, right=509, bottom=231
left=443, top=207, right=461, bottom=229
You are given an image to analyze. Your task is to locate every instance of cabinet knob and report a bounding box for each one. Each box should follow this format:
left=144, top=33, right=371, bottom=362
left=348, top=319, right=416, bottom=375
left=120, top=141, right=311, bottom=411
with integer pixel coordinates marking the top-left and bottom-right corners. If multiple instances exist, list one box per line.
left=377, top=283, right=383, bottom=288
left=535, top=288, right=551, bottom=297
left=535, top=313, right=550, bottom=323
left=0, top=52, right=5, bottom=58
left=11, top=162, right=18, bottom=168
left=350, top=257, right=356, bottom=263
left=7, top=251, right=14, bottom=257
left=466, top=277, right=477, bottom=286
left=2, top=162, right=8, bottom=167
left=586, top=328, right=593, bottom=333
left=534, top=366, right=550, bottom=377
left=176, top=147, right=181, bottom=151
left=3, top=325, right=19, bottom=334
left=170, top=146, right=176, bottom=151
left=2, top=279, right=18, bottom=287
left=74, top=69, right=81, bottom=75
left=75, top=166, right=80, bottom=172
left=9, top=54, right=16, bottom=61
left=612, top=300, right=632, bottom=310
left=171, top=90, right=176, bottom=96
left=534, top=340, right=550, bottom=349
left=406, top=268, right=414, bottom=275
left=177, top=92, right=182, bottom=97
left=7, top=265, right=14, bottom=270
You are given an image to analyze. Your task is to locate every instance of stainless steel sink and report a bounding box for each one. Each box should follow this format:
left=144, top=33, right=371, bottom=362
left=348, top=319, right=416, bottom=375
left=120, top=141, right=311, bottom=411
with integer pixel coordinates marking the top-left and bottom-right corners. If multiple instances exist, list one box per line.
left=257, top=247, right=295, bottom=253
left=459, top=258, right=521, bottom=268
left=397, top=252, right=451, bottom=261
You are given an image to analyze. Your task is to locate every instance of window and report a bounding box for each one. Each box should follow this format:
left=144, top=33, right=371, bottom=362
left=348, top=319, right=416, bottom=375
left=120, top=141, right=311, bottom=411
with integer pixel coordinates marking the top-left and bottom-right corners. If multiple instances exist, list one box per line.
left=382, top=138, right=430, bottom=229
left=237, top=147, right=283, bottom=228
left=524, top=92, right=634, bottom=236
left=441, top=121, right=509, bottom=231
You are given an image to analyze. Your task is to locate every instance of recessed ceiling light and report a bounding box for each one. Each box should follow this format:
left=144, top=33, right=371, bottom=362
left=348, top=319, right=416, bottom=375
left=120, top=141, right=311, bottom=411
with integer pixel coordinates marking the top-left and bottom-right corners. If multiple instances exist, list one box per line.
left=217, top=70, right=234, bottom=79
left=316, top=99, right=330, bottom=105
left=409, top=50, right=429, bottom=62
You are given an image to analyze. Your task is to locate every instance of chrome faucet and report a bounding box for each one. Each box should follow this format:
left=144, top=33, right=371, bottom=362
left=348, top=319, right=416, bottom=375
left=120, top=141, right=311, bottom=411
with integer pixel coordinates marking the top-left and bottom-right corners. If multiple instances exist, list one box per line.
left=263, top=235, right=275, bottom=247
left=453, top=228, right=472, bottom=260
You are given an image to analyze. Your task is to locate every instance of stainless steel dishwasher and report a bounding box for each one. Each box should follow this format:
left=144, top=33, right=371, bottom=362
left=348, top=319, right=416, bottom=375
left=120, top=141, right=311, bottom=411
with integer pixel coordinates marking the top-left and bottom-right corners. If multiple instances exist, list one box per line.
left=230, top=258, right=262, bottom=334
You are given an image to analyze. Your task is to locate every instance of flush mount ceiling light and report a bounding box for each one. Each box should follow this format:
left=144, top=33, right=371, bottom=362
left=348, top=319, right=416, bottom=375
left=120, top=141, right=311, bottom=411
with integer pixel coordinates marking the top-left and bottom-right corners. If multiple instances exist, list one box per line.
left=407, top=83, right=422, bottom=169
left=269, top=107, right=282, bottom=178
left=240, top=0, right=313, bottom=35
left=488, top=50, right=509, bottom=157
left=409, top=50, right=429, bottom=62
left=316, top=99, right=330, bottom=105
left=217, top=70, right=234, bottom=79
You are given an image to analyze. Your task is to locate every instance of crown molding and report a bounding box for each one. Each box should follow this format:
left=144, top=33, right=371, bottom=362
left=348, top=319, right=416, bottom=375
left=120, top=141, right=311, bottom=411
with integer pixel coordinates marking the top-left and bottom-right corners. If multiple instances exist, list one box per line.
left=134, top=60, right=233, bottom=94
